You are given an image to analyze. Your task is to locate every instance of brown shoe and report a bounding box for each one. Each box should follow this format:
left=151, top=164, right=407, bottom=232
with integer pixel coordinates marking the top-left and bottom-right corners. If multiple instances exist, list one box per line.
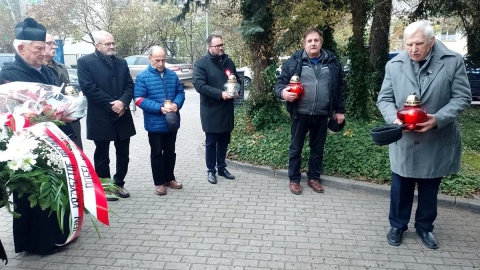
left=155, top=185, right=167, bottom=195
left=307, top=179, right=324, bottom=193
left=289, top=182, right=302, bottom=195
left=166, top=180, right=183, bottom=189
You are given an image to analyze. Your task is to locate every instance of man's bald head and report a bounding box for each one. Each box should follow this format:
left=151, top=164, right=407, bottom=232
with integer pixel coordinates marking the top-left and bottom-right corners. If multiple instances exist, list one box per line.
left=148, top=46, right=167, bottom=72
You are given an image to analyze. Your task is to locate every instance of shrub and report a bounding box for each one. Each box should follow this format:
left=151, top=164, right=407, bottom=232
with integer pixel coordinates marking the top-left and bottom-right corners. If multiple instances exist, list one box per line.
left=230, top=106, right=480, bottom=197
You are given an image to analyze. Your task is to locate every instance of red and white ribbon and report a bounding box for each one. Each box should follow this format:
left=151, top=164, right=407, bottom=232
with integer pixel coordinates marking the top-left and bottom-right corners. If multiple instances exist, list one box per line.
left=28, top=122, right=109, bottom=244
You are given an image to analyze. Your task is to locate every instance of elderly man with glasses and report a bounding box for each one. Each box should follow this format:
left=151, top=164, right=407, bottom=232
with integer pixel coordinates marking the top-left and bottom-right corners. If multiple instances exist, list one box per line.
left=77, top=30, right=136, bottom=200
left=193, top=34, right=240, bottom=184
left=43, top=33, right=83, bottom=149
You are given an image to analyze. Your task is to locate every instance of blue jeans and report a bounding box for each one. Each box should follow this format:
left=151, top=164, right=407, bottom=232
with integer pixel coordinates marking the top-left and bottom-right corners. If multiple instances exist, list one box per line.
left=205, top=132, right=230, bottom=173
left=288, top=114, right=329, bottom=182
left=389, top=173, right=442, bottom=232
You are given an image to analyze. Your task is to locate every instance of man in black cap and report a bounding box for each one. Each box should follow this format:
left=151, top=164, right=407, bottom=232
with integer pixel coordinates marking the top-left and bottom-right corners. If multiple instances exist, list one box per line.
left=0, top=18, right=71, bottom=255
left=0, top=18, right=56, bottom=84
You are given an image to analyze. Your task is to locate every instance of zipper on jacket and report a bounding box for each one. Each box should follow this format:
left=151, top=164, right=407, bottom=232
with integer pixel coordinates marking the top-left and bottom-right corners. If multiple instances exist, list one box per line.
left=309, top=57, right=326, bottom=115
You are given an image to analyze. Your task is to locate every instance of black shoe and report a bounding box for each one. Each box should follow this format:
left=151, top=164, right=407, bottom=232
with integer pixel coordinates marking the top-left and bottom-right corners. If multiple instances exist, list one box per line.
left=106, top=194, right=119, bottom=201
left=207, top=172, right=217, bottom=184
left=387, top=227, right=404, bottom=246
left=416, top=230, right=439, bottom=249
left=113, top=187, right=130, bottom=198
left=218, top=169, right=235, bottom=179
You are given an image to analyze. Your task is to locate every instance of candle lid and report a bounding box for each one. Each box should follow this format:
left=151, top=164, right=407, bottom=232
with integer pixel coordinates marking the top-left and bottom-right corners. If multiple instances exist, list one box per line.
left=404, top=92, right=421, bottom=106
left=290, top=74, right=300, bottom=83
left=227, top=74, right=237, bottom=83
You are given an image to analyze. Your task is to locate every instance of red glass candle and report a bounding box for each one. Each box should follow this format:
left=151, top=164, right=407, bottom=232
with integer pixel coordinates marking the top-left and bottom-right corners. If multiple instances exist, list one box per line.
left=287, top=74, right=304, bottom=96
left=397, top=92, right=428, bottom=130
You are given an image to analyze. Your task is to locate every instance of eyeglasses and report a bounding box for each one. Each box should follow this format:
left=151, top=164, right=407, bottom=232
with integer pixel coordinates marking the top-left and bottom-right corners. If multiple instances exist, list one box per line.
left=98, top=42, right=116, bottom=47
left=45, top=41, right=57, bottom=46
left=210, top=44, right=224, bottom=49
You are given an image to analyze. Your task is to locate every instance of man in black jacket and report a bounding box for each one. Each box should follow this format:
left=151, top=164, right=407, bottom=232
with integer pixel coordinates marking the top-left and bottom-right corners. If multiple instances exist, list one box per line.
left=193, top=35, right=240, bottom=184
left=77, top=30, right=136, bottom=199
left=274, top=27, right=346, bottom=195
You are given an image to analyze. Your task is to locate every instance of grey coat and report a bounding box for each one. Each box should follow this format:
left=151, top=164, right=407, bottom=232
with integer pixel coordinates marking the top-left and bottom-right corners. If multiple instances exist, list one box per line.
left=377, top=40, right=472, bottom=178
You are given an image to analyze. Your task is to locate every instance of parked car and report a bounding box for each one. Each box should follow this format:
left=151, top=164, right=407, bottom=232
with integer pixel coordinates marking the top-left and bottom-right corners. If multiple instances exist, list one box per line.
left=237, top=66, right=254, bottom=89
left=125, top=55, right=193, bottom=84
left=66, top=68, right=81, bottom=91
left=0, top=53, right=15, bottom=70
left=467, top=69, right=480, bottom=101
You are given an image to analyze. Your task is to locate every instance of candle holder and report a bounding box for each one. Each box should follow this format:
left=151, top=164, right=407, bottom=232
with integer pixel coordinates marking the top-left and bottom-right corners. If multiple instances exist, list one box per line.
left=397, top=92, right=428, bottom=130
left=164, top=99, right=173, bottom=110
left=287, top=74, right=304, bottom=96
left=223, top=74, right=240, bottom=97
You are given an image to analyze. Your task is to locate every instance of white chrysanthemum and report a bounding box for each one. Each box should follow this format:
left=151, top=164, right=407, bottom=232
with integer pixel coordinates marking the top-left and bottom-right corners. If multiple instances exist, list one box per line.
left=5, top=133, right=39, bottom=159
left=7, top=159, right=21, bottom=171
left=19, top=153, right=38, bottom=172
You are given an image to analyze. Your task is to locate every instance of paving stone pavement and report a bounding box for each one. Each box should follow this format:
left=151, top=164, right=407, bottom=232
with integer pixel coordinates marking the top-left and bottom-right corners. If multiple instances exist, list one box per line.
left=1, top=86, right=479, bottom=270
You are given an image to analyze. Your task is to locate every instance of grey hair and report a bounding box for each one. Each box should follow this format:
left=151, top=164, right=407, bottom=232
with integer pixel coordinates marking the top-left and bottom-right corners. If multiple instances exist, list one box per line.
left=404, top=20, right=435, bottom=44
left=92, top=30, right=113, bottom=44
left=13, top=39, right=32, bottom=53
left=147, top=45, right=165, bottom=56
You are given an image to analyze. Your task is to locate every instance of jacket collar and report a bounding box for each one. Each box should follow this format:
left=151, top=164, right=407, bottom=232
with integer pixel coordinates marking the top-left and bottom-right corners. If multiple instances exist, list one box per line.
left=148, top=64, right=170, bottom=75
left=207, top=51, right=227, bottom=64
left=94, top=49, right=116, bottom=64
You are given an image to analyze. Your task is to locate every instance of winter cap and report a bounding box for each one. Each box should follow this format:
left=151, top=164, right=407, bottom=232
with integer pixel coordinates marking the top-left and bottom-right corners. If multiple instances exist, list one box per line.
left=328, top=118, right=346, bottom=133
left=165, top=112, right=180, bottom=131
left=370, top=124, right=404, bottom=146
left=14, top=18, right=46, bottom=41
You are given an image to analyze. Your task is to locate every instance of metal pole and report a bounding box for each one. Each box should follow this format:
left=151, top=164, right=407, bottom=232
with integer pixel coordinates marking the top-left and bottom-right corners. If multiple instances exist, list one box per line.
left=206, top=7, right=209, bottom=40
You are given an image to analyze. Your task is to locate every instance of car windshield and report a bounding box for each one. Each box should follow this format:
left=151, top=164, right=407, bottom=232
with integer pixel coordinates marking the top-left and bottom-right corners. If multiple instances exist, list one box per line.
left=0, top=54, right=15, bottom=70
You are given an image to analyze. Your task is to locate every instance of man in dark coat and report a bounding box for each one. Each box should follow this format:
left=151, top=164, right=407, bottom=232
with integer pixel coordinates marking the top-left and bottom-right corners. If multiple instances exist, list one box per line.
left=44, top=33, right=83, bottom=149
left=77, top=30, right=136, bottom=199
left=43, top=34, right=83, bottom=149
left=0, top=17, right=70, bottom=255
left=192, top=34, right=240, bottom=184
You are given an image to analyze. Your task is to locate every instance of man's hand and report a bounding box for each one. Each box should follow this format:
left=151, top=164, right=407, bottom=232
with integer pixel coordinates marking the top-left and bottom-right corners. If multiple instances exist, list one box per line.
left=392, top=118, right=403, bottom=125
left=334, top=113, right=345, bottom=124
left=110, top=100, right=125, bottom=114
left=160, top=103, right=178, bottom=114
left=415, top=114, right=436, bottom=132
left=281, top=87, right=298, bottom=102
left=222, top=91, right=234, bottom=100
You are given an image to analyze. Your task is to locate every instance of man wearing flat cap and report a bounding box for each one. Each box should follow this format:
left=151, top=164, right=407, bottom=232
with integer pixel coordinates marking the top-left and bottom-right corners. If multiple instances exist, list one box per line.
left=0, top=18, right=71, bottom=255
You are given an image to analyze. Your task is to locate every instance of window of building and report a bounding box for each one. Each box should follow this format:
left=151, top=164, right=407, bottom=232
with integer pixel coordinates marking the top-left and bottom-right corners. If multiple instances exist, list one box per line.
left=440, top=26, right=457, bottom=41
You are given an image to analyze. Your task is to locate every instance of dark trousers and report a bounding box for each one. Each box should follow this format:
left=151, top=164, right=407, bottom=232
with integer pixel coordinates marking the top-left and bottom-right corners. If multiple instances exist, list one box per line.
left=148, top=131, right=177, bottom=186
left=205, top=132, right=230, bottom=173
left=389, top=172, right=442, bottom=232
left=288, top=114, right=329, bottom=182
left=71, top=120, right=83, bottom=150
left=94, top=138, right=130, bottom=188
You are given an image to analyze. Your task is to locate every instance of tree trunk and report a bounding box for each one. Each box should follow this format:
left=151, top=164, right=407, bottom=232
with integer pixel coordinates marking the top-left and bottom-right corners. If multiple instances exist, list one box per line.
left=369, top=0, right=392, bottom=72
